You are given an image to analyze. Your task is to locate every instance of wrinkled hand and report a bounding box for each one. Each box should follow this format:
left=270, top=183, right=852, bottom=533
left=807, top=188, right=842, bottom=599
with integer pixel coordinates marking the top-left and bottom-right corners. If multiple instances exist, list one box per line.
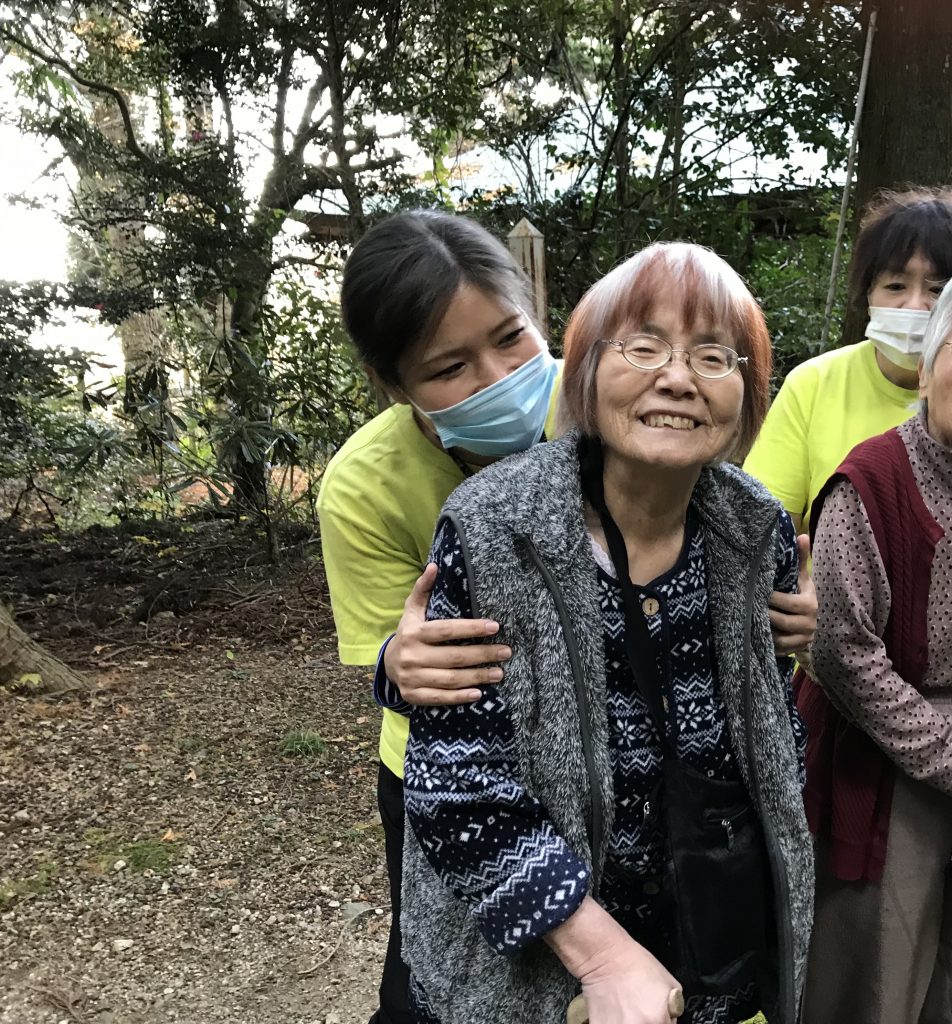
left=578, top=933, right=681, bottom=1024
left=769, top=534, right=816, bottom=658
left=383, top=563, right=512, bottom=705
left=549, top=899, right=681, bottom=1024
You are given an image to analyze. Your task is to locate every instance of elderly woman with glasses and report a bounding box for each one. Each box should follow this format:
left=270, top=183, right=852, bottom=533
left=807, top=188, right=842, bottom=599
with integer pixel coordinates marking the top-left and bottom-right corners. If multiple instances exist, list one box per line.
left=399, top=242, right=813, bottom=1024
left=799, top=280, right=952, bottom=1024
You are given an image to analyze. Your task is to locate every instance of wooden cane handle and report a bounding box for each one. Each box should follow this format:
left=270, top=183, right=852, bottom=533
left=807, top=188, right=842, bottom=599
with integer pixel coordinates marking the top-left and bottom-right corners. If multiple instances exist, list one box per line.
left=567, top=994, right=588, bottom=1024
left=567, top=987, right=684, bottom=1023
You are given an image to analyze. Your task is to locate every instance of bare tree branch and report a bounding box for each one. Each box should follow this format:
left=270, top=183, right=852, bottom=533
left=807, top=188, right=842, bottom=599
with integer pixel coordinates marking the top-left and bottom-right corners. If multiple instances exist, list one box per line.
left=584, top=9, right=705, bottom=235
left=288, top=74, right=329, bottom=160
left=1, top=27, right=155, bottom=167
left=214, top=72, right=236, bottom=155
left=270, top=253, right=334, bottom=272
left=272, top=0, right=295, bottom=159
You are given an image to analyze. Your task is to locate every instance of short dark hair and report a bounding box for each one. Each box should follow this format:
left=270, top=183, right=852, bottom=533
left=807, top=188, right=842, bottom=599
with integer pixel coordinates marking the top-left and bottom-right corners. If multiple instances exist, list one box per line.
left=850, top=188, right=952, bottom=308
left=340, top=210, right=534, bottom=385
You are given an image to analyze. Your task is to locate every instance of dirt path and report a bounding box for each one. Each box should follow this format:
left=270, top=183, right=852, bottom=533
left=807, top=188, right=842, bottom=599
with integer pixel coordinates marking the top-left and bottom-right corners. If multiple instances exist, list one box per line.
left=0, top=524, right=390, bottom=1024
left=1, top=646, right=388, bottom=1024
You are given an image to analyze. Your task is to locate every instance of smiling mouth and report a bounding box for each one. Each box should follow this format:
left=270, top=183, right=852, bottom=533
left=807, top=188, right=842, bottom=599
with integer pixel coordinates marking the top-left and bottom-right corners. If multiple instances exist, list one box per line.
left=640, top=414, right=700, bottom=430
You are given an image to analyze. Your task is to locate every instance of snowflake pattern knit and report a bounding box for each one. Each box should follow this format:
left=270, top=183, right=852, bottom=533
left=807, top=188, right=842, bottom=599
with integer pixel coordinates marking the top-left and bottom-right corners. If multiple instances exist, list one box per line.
left=405, top=508, right=803, bottom=1024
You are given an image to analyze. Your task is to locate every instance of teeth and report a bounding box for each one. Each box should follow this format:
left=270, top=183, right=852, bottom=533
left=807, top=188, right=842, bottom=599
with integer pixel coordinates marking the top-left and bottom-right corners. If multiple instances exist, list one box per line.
left=643, top=414, right=697, bottom=430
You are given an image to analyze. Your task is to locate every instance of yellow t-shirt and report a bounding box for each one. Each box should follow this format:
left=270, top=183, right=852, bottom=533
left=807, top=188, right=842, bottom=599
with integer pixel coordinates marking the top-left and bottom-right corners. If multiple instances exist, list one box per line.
left=743, top=340, right=919, bottom=529
left=317, top=382, right=562, bottom=778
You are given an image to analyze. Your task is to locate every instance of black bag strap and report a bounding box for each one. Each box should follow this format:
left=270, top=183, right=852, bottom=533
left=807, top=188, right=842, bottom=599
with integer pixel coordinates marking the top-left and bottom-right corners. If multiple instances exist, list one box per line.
left=578, top=435, right=677, bottom=757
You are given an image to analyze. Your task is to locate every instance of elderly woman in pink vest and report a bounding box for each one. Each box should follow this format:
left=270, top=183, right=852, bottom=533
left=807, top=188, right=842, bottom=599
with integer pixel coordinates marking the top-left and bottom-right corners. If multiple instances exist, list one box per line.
left=799, top=280, right=952, bottom=1023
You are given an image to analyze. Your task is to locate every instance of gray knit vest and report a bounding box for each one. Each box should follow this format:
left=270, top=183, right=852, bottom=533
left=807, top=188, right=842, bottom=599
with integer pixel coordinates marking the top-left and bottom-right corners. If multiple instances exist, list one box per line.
left=401, top=432, right=813, bottom=1024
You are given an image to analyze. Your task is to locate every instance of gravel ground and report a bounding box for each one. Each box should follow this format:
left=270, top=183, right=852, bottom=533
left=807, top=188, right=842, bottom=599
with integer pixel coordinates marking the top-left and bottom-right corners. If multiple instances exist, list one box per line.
left=1, top=606, right=389, bottom=1024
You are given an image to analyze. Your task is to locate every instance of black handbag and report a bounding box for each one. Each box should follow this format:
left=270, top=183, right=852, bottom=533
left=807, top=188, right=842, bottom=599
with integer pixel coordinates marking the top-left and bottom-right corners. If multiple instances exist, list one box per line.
left=578, top=436, right=773, bottom=998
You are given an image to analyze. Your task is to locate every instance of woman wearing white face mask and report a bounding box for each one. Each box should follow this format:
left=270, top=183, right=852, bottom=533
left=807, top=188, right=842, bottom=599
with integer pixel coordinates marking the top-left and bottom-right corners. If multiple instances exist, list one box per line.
left=744, top=187, right=952, bottom=532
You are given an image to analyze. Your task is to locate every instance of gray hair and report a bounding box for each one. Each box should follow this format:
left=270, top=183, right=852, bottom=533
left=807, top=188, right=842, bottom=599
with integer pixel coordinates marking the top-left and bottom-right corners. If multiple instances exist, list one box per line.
left=556, top=241, right=771, bottom=458
left=922, top=276, right=952, bottom=376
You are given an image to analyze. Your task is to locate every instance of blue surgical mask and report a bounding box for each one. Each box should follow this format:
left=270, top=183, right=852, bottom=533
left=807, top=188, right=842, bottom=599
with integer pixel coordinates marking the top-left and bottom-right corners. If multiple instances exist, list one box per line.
left=415, top=350, right=558, bottom=457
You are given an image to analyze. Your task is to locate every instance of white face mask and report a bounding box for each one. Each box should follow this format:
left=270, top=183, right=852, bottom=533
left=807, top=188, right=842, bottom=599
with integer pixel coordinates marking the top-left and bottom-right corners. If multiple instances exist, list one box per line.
left=866, top=306, right=931, bottom=371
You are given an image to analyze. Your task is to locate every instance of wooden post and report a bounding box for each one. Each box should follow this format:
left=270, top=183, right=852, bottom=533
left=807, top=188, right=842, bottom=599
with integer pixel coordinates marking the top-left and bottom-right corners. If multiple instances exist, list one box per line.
left=507, top=218, right=548, bottom=328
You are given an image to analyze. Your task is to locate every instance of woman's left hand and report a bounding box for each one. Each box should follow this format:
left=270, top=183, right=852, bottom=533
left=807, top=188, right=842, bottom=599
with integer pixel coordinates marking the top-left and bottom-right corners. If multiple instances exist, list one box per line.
left=769, top=534, right=816, bottom=658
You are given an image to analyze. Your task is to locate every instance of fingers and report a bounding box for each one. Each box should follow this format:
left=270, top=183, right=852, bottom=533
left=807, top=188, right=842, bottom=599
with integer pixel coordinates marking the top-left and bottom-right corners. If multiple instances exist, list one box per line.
left=769, top=607, right=813, bottom=653
left=768, top=560, right=817, bottom=658
left=398, top=648, right=512, bottom=706
left=432, top=643, right=512, bottom=670
left=405, top=686, right=487, bottom=706
left=409, top=661, right=508, bottom=687
left=390, top=618, right=512, bottom=705
left=392, top=566, right=513, bottom=705
left=405, top=565, right=504, bottom=639
left=436, top=637, right=510, bottom=664
left=772, top=633, right=814, bottom=656
left=796, top=533, right=812, bottom=590
left=412, top=616, right=502, bottom=643
left=768, top=604, right=809, bottom=629
left=404, top=562, right=439, bottom=617
left=768, top=589, right=812, bottom=614
left=401, top=661, right=510, bottom=706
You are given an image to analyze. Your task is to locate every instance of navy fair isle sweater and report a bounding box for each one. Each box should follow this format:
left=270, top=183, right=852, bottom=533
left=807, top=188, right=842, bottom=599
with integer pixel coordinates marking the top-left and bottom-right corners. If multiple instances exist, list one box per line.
left=398, top=507, right=805, bottom=1024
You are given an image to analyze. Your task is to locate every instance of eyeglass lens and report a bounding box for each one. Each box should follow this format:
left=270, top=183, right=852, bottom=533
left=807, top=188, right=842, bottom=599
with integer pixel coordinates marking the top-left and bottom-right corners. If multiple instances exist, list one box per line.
left=622, top=335, right=736, bottom=378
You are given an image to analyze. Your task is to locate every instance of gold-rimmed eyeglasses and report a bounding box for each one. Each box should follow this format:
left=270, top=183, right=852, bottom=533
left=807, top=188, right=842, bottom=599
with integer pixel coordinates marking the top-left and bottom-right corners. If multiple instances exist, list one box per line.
left=602, top=335, right=748, bottom=380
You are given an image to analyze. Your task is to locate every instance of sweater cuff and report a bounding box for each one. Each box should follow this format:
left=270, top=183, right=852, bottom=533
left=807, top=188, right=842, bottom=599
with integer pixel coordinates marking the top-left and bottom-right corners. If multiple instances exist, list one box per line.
left=372, top=635, right=411, bottom=715
left=469, top=829, right=590, bottom=956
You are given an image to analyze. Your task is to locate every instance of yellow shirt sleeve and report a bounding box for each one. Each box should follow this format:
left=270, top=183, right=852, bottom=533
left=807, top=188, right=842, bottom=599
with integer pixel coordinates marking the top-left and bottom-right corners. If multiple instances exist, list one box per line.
left=316, top=375, right=563, bottom=779
left=319, top=503, right=425, bottom=665
left=743, top=364, right=816, bottom=522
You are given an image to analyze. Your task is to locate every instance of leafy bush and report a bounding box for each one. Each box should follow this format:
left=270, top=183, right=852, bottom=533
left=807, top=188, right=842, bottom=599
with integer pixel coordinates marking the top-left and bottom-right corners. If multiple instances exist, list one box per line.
left=0, top=282, right=106, bottom=522
left=0, top=262, right=375, bottom=542
left=748, top=230, right=849, bottom=389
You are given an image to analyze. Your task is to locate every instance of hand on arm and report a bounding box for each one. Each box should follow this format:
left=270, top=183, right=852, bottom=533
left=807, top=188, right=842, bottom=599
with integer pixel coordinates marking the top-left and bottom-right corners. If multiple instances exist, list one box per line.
left=546, top=897, right=681, bottom=1024
left=383, top=562, right=513, bottom=705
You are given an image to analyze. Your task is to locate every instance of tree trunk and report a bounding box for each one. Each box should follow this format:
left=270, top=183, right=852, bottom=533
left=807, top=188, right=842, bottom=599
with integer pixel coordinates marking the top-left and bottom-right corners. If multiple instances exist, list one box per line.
left=119, top=307, right=167, bottom=411
left=664, top=63, right=687, bottom=234
left=0, top=605, right=88, bottom=695
left=82, top=43, right=168, bottom=382
left=843, top=0, right=952, bottom=344
left=226, top=262, right=273, bottom=516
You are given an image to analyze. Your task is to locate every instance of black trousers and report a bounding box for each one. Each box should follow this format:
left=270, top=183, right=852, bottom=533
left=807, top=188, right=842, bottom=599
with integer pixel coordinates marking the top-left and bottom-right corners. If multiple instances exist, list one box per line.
left=369, top=762, right=415, bottom=1024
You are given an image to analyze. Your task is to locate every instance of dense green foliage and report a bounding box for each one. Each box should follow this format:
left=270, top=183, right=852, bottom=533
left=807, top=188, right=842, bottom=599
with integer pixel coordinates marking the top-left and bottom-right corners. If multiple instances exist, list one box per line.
left=0, top=283, right=103, bottom=521
left=0, top=0, right=861, bottom=543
